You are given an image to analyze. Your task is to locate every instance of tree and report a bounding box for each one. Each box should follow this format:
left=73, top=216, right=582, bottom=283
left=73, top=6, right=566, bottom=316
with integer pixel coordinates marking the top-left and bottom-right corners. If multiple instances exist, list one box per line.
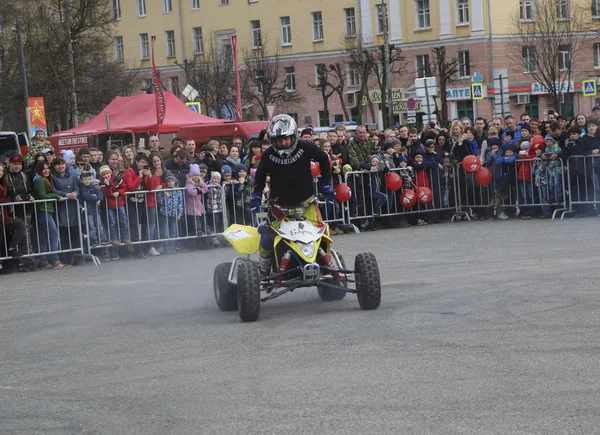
left=177, top=37, right=236, bottom=119
left=308, top=63, right=353, bottom=126
left=0, top=0, right=139, bottom=132
left=239, top=41, right=304, bottom=119
left=345, top=38, right=377, bottom=124
left=428, top=46, right=459, bottom=124
left=508, top=0, right=591, bottom=112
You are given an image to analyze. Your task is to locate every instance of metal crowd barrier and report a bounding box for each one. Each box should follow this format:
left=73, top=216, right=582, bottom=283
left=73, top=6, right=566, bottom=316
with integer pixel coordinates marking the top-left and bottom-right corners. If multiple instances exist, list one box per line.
left=343, top=165, right=460, bottom=225
left=0, top=198, right=86, bottom=264
left=561, top=155, right=600, bottom=219
left=454, top=158, right=568, bottom=220
left=80, top=184, right=228, bottom=260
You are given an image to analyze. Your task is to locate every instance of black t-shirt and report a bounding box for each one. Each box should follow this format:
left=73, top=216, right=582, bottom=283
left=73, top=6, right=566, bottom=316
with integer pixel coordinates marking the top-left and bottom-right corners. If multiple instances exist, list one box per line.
left=254, top=140, right=332, bottom=205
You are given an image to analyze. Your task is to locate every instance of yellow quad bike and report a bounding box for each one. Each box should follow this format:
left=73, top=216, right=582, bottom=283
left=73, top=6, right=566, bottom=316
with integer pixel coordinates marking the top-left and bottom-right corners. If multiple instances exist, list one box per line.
left=213, top=199, right=381, bottom=322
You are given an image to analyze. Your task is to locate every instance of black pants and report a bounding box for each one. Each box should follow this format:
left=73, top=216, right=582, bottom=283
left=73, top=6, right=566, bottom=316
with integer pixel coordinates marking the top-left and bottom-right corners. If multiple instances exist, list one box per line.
left=59, top=226, right=81, bottom=263
left=1, top=218, right=27, bottom=254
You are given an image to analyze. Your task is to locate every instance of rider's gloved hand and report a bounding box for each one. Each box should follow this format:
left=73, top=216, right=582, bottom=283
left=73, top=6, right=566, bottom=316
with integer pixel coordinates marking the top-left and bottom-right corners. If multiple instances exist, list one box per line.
left=249, top=192, right=262, bottom=209
left=321, top=181, right=334, bottom=202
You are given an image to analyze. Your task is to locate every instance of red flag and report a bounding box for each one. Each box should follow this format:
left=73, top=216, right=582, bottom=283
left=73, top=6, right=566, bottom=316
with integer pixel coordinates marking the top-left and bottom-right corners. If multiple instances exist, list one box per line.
left=232, top=35, right=243, bottom=121
left=151, top=35, right=166, bottom=125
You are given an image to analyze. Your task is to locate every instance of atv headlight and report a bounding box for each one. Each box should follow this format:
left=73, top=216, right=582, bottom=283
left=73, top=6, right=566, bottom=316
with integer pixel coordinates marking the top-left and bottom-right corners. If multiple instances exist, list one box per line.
left=297, top=241, right=315, bottom=258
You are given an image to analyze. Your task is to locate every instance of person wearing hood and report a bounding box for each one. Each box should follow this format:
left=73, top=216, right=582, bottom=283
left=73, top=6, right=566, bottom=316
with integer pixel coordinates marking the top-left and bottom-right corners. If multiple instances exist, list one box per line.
left=26, top=129, right=54, bottom=166
left=185, top=163, right=208, bottom=241
left=123, top=153, right=152, bottom=258
left=516, top=141, right=536, bottom=219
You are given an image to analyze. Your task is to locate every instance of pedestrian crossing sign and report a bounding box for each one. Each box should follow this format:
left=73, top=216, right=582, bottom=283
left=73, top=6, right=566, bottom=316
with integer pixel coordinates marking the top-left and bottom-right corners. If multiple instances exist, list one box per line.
left=471, top=83, right=484, bottom=100
left=186, top=102, right=202, bottom=113
left=582, top=79, right=597, bottom=97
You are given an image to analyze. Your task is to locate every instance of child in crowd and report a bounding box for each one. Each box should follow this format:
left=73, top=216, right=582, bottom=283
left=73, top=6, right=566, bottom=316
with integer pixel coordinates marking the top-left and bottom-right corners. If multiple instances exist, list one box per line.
left=99, top=165, right=132, bottom=250
left=516, top=141, right=536, bottom=219
left=494, top=148, right=518, bottom=220
left=185, top=163, right=208, bottom=239
left=78, top=171, right=108, bottom=247
left=532, top=141, right=551, bottom=218
left=410, top=153, right=431, bottom=225
left=206, top=171, right=224, bottom=245
left=544, top=134, right=563, bottom=206
left=381, top=142, right=397, bottom=169
left=157, top=173, right=183, bottom=254
left=232, top=164, right=253, bottom=225
left=360, top=155, right=388, bottom=221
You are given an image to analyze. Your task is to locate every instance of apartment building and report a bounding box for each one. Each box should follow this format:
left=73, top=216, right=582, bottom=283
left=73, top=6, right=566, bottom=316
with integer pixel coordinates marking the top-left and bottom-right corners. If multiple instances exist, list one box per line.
left=111, top=0, right=600, bottom=126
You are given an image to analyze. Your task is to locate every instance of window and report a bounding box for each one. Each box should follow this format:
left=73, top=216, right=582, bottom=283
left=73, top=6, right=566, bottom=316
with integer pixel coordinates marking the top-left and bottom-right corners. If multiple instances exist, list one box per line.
left=457, top=51, right=470, bottom=78
left=376, top=4, right=387, bottom=34
left=415, top=0, right=430, bottom=29
left=522, top=46, right=537, bottom=73
left=457, top=101, right=474, bottom=122
left=457, top=0, right=469, bottom=24
left=251, top=20, right=262, bottom=49
left=280, top=16, right=292, bottom=46
left=191, top=0, right=199, bottom=10
left=114, top=36, right=124, bottom=61
left=520, top=0, right=534, bottom=20
left=248, top=0, right=258, bottom=3
left=112, top=0, right=121, bottom=20
left=595, top=43, right=600, bottom=68
left=312, top=11, right=323, bottom=41
left=217, top=31, right=234, bottom=70
left=558, top=45, right=571, bottom=71
left=166, top=30, right=176, bottom=57
left=142, top=78, right=153, bottom=93
left=318, top=110, right=329, bottom=127
left=193, top=27, right=204, bottom=55
left=594, top=0, right=600, bottom=17
left=163, top=0, right=172, bottom=13
left=220, top=0, right=229, bottom=5
left=169, top=76, right=180, bottom=97
left=137, top=0, right=146, bottom=16
left=416, top=54, right=429, bottom=78
left=347, top=63, right=359, bottom=87
left=556, top=0, right=569, bottom=19
left=254, top=70, right=264, bottom=93
left=139, top=33, right=149, bottom=59
left=344, top=8, right=356, bottom=37
left=315, top=63, right=327, bottom=88
left=284, top=67, right=296, bottom=92
left=524, top=95, right=540, bottom=119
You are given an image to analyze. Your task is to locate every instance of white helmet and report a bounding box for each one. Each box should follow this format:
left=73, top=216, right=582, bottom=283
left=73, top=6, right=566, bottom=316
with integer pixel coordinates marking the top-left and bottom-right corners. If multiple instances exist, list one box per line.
left=268, top=114, right=298, bottom=158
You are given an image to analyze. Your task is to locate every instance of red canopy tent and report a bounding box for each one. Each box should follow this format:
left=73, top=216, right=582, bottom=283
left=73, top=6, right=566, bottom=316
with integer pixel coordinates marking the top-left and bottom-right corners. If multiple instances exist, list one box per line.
left=58, top=91, right=223, bottom=134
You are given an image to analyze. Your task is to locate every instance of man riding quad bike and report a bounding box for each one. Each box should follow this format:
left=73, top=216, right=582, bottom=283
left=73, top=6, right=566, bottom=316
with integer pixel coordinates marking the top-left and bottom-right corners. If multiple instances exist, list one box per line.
left=213, top=115, right=381, bottom=322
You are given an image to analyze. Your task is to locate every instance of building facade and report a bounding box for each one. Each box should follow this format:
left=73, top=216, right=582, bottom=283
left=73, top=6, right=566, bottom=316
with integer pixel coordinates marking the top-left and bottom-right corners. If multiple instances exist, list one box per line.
left=112, top=0, right=600, bottom=127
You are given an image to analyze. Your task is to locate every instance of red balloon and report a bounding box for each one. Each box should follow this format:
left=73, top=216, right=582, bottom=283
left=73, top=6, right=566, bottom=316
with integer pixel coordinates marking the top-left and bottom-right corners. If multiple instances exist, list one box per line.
left=416, top=186, right=433, bottom=204
left=310, top=161, right=320, bottom=178
left=462, top=155, right=480, bottom=173
left=400, top=189, right=417, bottom=208
left=385, top=172, right=403, bottom=191
left=334, top=183, right=352, bottom=202
left=475, top=166, right=492, bottom=185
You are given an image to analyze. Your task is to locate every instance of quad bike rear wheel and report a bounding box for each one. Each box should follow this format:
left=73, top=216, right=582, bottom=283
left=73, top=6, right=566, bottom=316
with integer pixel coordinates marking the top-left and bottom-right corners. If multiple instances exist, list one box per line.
left=354, top=252, right=381, bottom=310
left=318, top=254, right=347, bottom=301
left=237, top=261, right=262, bottom=322
left=214, top=262, right=237, bottom=312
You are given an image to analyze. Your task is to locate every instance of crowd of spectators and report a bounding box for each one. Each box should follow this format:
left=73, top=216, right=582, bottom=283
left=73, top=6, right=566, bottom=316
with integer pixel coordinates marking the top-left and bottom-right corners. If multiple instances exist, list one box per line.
left=1, top=105, right=600, bottom=273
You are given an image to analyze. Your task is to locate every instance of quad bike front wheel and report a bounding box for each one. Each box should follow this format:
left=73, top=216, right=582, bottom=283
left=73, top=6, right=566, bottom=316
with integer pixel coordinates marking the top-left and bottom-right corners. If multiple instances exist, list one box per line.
left=237, top=261, right=262, bottom=322
left=318, top=254, right=347, bottom=301
left=354, top=252, right=381, bottom=310
left=214, top=262, right=237, bottom=312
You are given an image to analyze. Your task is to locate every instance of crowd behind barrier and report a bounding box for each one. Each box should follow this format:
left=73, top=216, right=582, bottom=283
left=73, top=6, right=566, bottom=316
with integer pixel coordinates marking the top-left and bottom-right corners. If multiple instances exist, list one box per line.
left=2, top=115, right=600, bottom=272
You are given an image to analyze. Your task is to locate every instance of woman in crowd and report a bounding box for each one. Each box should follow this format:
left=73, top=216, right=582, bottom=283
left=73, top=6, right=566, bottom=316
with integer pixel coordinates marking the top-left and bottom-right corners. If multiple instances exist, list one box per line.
left=226, top=145, right=242, bottom=169
left=122, top=145, right=136, bottom=169
left=51, top=158, right=81, bottom=264
left=123, top=153, right=152, bottom=259
left=0, top=164, right=27, bottom=263
left=143, top=152, right=168, bottom=256
left=32, top=162, right=70, bottom=269
left=104, top=149, right=125, bottom=177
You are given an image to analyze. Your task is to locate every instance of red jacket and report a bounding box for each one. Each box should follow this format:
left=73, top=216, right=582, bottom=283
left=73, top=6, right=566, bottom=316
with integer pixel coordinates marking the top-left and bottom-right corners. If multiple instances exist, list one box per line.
left=143, top=175, right=163, bottom=208
left=100, top=174, right=127, bottom=209
left=123, top=167, right=143, bottom=192
left=516, top=150, right=536, bottom=181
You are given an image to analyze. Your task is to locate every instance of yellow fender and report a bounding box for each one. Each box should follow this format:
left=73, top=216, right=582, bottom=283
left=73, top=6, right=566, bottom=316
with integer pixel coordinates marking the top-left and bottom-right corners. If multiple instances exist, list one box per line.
left=222, top=224, right=260, bottom=255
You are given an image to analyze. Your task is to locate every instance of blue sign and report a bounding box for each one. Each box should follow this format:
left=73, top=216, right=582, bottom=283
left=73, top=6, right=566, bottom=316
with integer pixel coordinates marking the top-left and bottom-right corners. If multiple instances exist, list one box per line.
left=185, top=102, right=201, bottom=113
left=472, top=72, right=483, bottom=83
left=471, top=83, right=484, bottom=100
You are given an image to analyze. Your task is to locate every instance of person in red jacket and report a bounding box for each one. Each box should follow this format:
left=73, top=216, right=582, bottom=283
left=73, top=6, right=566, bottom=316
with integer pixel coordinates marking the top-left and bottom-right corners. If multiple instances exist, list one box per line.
left=516, top=141, right=536, bottom=219
left=123, top=153, right=152, bottom=258
left=143, top=153, right=167, bottom=256
left=99, top=165, right=132, bottom=247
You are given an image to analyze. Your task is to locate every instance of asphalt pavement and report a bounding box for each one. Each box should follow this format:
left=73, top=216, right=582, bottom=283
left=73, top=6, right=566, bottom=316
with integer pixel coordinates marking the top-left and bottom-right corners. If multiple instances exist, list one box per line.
left=1, top=218, right=600, bottom=434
